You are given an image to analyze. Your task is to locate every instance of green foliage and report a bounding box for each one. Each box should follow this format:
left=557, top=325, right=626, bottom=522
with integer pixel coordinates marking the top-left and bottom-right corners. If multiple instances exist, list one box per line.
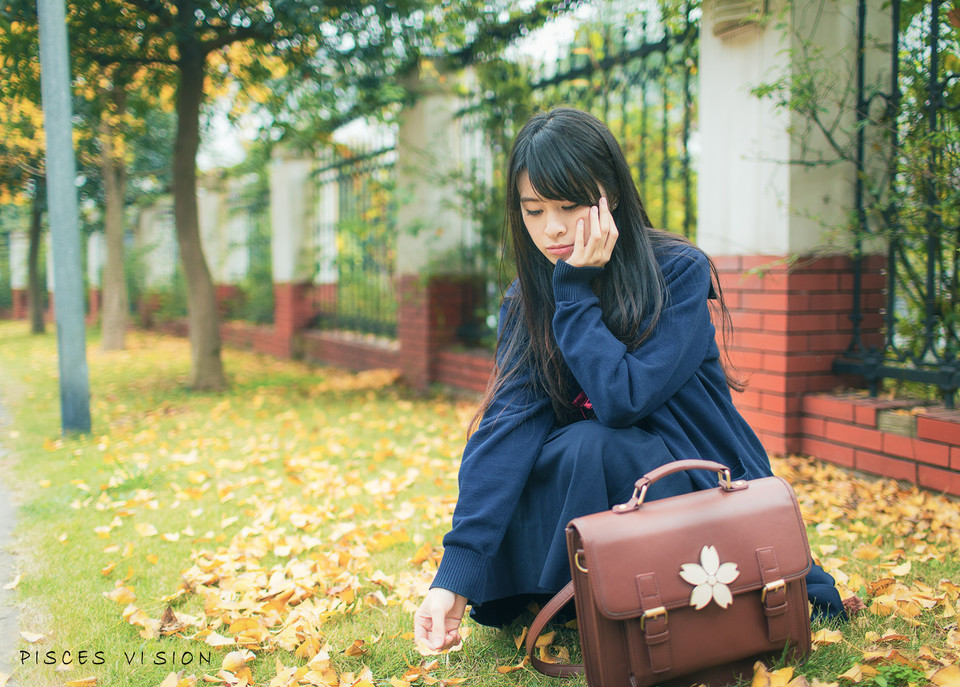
left=863, top=663, right=927, bottom=687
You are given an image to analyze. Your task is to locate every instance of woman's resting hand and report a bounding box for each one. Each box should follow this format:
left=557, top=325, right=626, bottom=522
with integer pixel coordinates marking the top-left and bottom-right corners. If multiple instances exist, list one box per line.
left=414, top=587, right=468, bottom=652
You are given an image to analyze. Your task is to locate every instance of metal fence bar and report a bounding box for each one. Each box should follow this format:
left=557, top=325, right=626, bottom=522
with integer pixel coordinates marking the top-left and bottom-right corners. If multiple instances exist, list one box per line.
left=312, top=133, right=398, bottom=338
left=834, top=0, right=960, bottom=407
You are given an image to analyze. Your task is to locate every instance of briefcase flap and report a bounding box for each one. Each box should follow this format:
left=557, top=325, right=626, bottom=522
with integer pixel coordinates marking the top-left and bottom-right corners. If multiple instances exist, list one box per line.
left=568, top=476, right=812, bottom=620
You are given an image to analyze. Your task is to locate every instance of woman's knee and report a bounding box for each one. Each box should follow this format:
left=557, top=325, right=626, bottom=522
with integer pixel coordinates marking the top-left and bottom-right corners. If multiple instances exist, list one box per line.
left=543, top=421, right=667, bottom=476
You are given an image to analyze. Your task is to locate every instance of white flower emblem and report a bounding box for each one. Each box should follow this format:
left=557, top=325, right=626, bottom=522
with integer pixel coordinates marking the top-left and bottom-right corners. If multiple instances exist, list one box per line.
left=679, top=545, right=740, bottom=610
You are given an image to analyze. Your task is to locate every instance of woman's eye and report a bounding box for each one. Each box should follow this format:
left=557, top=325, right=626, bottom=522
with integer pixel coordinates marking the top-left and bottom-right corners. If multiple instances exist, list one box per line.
left=523, top=209, right=542, bottom=217
left=561, top=204, right=580, bottom=211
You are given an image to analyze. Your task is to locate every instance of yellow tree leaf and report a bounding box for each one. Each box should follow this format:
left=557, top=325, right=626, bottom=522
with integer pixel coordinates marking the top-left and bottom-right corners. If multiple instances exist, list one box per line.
left=930, top=665, right=960, bottom=687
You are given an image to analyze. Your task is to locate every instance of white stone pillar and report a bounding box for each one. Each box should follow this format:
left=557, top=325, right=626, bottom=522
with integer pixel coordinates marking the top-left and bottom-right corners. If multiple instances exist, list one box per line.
left=10, top=231, right=28, bottom=290
left=697, top=0, right=892, bottom=256
left=269, top=148, right=314, bottom=283
left=87, top=231, right=103, bottom=288
left=136, top=199, right=177, bottom=290
left=395, top=62, right=470, bottom=276
left=45, top=233, right=53, bottom=292
left=197, top=173, right=226, bottom=282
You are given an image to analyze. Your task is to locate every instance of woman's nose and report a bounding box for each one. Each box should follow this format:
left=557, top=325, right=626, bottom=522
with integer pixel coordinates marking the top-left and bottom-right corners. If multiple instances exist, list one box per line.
left=544, top=215, right=567, bottom=239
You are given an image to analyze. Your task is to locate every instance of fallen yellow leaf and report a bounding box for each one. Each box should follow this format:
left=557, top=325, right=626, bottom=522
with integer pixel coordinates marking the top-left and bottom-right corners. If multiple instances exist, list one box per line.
left=535, top=630, right=556, bottom=648
left=890, top=561, right=911, bottom=576
left=2, top=574, right=21, bottom=590
left=64, top=678, right=97, bottom=687
left=930, top=665, right=960, bottom=687
left=20, top=631, right=47, bottom=643
left=514, top=626, right=528, bottom=650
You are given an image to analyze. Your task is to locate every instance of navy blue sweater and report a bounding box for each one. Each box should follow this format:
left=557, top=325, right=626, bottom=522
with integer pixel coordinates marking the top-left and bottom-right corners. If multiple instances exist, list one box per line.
left=432, top=244, right=773, bottom=603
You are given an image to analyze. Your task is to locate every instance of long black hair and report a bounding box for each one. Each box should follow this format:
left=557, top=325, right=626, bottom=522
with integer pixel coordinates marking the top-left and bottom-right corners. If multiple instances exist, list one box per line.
left=473, top=107, right=740, bottom=430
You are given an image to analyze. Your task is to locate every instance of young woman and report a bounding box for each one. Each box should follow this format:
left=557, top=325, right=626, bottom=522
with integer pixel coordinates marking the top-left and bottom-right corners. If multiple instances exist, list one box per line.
left=414, top=108, right=844, bottom=652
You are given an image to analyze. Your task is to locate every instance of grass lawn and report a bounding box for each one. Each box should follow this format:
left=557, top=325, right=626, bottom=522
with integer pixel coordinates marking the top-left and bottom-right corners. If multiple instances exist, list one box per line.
left=0, top=321, right=958, bottom=687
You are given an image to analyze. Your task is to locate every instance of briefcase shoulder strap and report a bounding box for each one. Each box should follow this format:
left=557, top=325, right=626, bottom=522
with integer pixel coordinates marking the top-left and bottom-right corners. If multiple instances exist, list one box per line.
left=525, top=582, right=583, bottom=678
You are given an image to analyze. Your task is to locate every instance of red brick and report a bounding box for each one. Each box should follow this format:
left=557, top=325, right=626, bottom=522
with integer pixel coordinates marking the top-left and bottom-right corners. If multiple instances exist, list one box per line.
left=711, top=255, right=743, bottom=272
left=953, top=447, right=960, bottom=471
left=731, top=311, right=764, bottom=330
left=882, top=432, right=917, bottom=461
left=807, top=332, right=852, bottom=352
left=916, top=414, right=960, bottom=445
left=854, top=403, right=877, bottom=427
left=800, top=415, right=826, bottom=437
left=912, top=439, right=951, bottom=469
left=855, top=450, right=917, bottom=483
left=806, top=292, right=853, bottom=311
left=739, top=255, right=789, bottom=271
left=803, top=395, right=856, bottom=422
left=917, top=465, right=960, bottom=498
left=758, top=432, right=791, bottom=456
left=740, top=408, right=789, bottom=434
left=730, top=271, right=788, bottom=291
left=760, top=393, right=801, bottom=415
left=824, top=420, right=884, bottom=451
left=732, top=350, right=765, bottom=372
left=801, top=438, right=855, bottom=468
left=788, top=272, right=840, bottom=292
left=741, top=292, right=790, bottom=312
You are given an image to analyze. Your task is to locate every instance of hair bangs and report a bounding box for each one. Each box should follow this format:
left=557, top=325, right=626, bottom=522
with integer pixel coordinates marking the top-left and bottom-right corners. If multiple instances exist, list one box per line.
left=521, top=133, right=601, bottom=207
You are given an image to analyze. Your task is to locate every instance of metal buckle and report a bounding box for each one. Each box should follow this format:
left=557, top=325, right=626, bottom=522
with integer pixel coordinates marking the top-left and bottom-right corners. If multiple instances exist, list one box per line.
left=717, top=468, right=733, bottom=490
left=575, top=551, right=588, bottom=573
left=639, top=606, right=668, bottom=632
left=761, top=579, right=786, bottom=603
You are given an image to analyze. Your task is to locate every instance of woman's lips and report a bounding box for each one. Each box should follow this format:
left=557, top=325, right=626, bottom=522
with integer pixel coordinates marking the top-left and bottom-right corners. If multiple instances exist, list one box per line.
left=548, top=244, right=574, bottom=256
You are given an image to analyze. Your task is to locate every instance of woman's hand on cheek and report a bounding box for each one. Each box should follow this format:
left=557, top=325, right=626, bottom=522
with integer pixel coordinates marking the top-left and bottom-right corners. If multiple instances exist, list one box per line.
left=565, top=196, right=619, bottom=268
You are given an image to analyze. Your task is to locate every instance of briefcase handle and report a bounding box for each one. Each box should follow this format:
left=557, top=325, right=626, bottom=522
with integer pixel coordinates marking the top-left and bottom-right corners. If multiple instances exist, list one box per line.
left=612, top=459, right=747, bottom=513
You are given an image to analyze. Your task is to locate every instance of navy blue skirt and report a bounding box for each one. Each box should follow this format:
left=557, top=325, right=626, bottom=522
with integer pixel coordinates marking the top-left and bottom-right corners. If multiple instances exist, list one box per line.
left=470, top=420, right=691, bottom=625
left=468, top=420, right=848, bottom=626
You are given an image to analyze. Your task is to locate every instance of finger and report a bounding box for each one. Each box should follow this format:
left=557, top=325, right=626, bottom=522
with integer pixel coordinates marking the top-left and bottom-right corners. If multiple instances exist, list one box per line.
left=589, top=204, right=605, bottom=256
left=413, top=608, right=429, bottom=644
left=430, top=608, right=447, bottom=649
left=571, top=217, right=586, bottom=261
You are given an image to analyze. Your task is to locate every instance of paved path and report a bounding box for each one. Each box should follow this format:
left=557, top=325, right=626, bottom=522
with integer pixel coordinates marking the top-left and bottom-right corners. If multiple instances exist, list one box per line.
left=0, top=394, right=19, bottom=683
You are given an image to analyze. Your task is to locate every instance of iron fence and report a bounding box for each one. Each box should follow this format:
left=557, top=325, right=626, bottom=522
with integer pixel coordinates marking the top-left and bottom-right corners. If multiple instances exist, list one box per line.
left=312, top=131, right=398, bottom=338
left=225, top=188, right=274, bottom=324
left=456, top=4, right=699, bottom=344
left=835, top=0, right=960, bottom=407
left=0, top=230, right=11, bottom=310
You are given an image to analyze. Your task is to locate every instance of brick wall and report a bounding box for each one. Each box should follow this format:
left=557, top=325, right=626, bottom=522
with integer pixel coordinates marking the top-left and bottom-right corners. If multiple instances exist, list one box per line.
left=11, top=289, right=26, bottom=319
left=801, top=393, right=960, bottom=497
left=87, top=288, right=101, bottom=325
left=435, top=349, right=494, bottom=393
left=398, top=275, right=485, bottom=391
left=717, top=254, right=885, bottom=455
left=302, top=330, right=401, bottom=372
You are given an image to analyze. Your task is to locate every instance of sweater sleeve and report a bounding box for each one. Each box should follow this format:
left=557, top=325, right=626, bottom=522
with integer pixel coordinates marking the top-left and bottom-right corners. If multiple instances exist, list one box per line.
left=431, top=296, right=555, bottom=601
left=551, top=248, right=715, bottom=427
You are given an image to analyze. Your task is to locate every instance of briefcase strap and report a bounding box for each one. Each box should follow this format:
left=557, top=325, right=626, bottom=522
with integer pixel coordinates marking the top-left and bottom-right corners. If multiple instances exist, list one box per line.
left=526, top=582, right=583, bottom=677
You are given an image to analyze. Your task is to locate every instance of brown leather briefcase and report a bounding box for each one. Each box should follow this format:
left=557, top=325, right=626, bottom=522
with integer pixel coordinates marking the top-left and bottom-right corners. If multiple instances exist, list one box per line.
left=526, top=459, right=812, bottom=687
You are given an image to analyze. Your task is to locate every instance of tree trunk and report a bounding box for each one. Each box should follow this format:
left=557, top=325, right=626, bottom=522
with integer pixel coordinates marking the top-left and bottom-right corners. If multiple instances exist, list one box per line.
left=99, top=92, right=129, bottom=351
left=173, top=43, right=225, bottom=390
left=27, top=178, right=44, bottom=335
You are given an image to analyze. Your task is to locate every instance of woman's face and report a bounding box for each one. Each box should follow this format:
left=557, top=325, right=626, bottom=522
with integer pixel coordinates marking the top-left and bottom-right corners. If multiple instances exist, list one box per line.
left=518, top=172, right=602, bottom=265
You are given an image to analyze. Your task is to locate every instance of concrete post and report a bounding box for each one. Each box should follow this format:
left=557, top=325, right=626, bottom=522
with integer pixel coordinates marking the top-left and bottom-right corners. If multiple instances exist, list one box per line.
left=395, top=62, right=483, bottom=390
left=269, top=148, right=316, bottom=352
left=10, top=231, right=28, bottom=318
left=697, top=0, right=892, bottom=453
